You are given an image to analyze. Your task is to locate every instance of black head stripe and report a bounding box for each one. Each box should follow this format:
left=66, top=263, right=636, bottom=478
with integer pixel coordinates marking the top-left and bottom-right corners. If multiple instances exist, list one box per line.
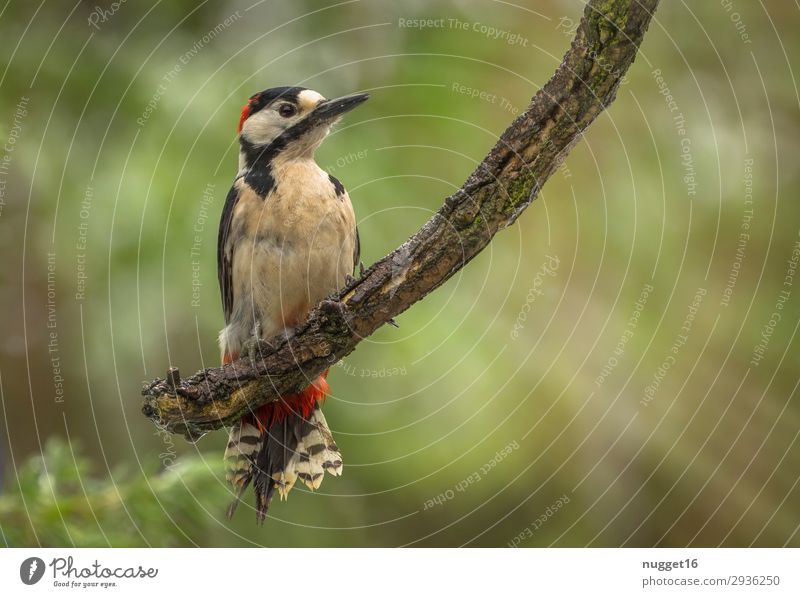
left=240, top=98, right=326, bottom=174
left=239, top=86, right=311, bottom=178
left=245, top=167, right=276, bottom=198
left=247, top=86, right=306, bottom=117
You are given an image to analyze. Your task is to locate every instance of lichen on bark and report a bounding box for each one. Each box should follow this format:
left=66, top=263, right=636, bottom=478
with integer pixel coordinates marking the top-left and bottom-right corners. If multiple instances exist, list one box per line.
left=141, top=0, right=660, bottom=439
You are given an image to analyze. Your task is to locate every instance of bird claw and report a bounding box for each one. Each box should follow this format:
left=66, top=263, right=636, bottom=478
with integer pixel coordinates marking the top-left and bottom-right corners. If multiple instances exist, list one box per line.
left=387, top=318, right=399, bottom=328
left=320, top=299, right=348, bottom=325
left=241, top=336, right=274, bottom=359
left=279, top=327, right=297, bottom=344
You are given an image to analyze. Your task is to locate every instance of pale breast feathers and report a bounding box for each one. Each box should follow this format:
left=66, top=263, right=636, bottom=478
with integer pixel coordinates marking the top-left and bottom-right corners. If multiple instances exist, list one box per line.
left=217, top=166, right=359, bottom=337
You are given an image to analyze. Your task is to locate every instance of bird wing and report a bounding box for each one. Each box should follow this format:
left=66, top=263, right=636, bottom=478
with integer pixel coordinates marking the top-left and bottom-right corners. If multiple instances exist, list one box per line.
left=217, top=180, right=241, bottom=323
left=353, top=225, right=361, bottom=275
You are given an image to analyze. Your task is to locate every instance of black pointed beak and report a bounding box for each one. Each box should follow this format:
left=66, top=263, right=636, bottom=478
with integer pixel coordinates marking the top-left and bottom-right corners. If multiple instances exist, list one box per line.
left=308, top=92, right=369, bottom=125
left=264, top=92, right=369, bottom=152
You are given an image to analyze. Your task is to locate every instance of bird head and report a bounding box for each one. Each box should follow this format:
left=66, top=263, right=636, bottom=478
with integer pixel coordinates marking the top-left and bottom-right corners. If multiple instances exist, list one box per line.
left=238, top=86, right=368, bottom=161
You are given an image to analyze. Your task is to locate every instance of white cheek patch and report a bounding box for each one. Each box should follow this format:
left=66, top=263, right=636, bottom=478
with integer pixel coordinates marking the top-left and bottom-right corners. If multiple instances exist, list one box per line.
left=242, top=109, right=285, bottom=146
left=242, top=89, right=328, bottom=154
left=298, top=89, right=325, bottom=113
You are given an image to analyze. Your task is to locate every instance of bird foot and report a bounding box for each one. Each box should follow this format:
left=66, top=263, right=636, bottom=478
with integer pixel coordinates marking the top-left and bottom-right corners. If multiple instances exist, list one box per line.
left=278, top=327, right=297, bottom=344
left=241, top=336, right=274, bottom=360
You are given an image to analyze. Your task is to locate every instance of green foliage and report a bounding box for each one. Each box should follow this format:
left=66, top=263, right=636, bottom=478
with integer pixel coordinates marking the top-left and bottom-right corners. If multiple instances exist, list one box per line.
left=0, top=438, right=220, bottom=547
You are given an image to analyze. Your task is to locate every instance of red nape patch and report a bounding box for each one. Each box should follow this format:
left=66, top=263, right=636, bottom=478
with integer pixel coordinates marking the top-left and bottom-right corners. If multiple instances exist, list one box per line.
left=237, top=103, right=250, bottom=134
left=246, top=373, right=330, bottom=432
left=237, top=94, right=260, bottom=134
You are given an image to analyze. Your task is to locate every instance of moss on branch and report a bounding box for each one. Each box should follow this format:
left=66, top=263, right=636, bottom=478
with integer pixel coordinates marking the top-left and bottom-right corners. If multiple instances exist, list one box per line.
left=141, top=0, right=660, bottom=440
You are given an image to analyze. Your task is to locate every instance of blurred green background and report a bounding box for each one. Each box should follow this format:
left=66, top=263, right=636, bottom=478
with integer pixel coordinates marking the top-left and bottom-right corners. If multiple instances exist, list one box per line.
left=1, top=0, right=798, bottom=547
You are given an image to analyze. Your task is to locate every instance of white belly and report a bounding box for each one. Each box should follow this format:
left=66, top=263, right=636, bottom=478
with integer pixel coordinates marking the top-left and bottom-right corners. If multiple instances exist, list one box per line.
left=220, top=160, right=356, bottom=358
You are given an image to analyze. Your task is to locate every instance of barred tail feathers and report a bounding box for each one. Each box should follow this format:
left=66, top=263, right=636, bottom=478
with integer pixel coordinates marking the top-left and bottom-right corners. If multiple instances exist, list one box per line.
left=286, top=406, right=343, bottom=492
left=224, top=420, right=262, bottom=519
left=223, top=374, right=342, bottom=523
left=251, top=403, right=343, bottom=523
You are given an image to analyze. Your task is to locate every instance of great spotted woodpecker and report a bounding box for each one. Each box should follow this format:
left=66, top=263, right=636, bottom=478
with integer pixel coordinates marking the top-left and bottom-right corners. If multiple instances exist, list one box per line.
left=218, top=87, right=368, bottom=522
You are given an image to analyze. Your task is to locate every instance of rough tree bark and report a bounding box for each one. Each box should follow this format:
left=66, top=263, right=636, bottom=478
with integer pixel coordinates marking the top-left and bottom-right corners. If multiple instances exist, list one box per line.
left=142, top=0, right=660, bottom=441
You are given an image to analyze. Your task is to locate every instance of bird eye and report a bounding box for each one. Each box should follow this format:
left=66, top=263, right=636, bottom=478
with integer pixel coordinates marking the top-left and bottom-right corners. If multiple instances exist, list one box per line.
left=278, top=103, right=297, bottom=118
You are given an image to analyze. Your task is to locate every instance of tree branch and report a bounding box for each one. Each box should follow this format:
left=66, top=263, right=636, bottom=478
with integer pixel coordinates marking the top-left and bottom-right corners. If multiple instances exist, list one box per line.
left=142, top=0, right=660, bottom=441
